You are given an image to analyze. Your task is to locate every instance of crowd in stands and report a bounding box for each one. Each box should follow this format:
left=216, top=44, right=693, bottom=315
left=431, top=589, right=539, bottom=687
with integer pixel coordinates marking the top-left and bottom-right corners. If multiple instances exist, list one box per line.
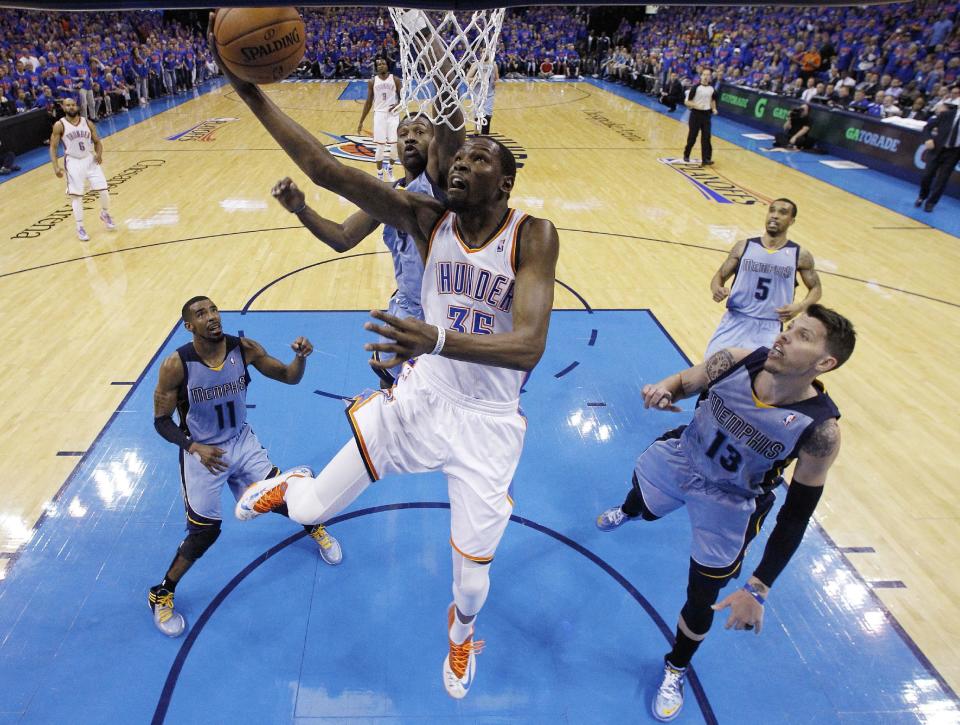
left=3, top=4, right=957, bottom=126
left=0, top=9, right=217, bottom=120
left=292, top=7, right=589, bottom=81
left=592, top=3, right=959, bottom=121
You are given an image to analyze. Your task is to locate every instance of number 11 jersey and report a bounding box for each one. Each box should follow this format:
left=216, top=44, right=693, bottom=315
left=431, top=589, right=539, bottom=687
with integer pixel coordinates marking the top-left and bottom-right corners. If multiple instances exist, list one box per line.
left=177, top=335, right=250, bottom=445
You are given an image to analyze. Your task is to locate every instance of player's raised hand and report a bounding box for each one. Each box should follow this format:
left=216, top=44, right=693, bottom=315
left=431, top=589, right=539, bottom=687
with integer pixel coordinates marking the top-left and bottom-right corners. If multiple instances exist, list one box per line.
left=642, top=384, right=682, bottom=412
left=364, top=309, right=437, bottom=369
left=291, top=336, right=313, bottom=358
left=712, top=284, right=730, bottom=303
left=712, top=589, right=764, bottom=634
left=190, top=443, right=228, bottom=474
left=272, top=177, right=305, bottom=213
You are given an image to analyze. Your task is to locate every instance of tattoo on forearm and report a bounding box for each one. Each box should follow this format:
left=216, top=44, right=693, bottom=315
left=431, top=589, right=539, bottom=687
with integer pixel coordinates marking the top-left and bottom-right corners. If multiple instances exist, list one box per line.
left=705, top=350, right=734, bottom=382
left=801, top=420, right=839, bottom=458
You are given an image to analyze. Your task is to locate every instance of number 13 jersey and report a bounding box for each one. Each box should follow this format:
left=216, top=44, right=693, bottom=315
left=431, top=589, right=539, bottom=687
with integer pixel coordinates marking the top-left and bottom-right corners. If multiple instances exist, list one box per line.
left=418, top=208, right=529, bottom=406
left=681, top=348, right=839, bottom=497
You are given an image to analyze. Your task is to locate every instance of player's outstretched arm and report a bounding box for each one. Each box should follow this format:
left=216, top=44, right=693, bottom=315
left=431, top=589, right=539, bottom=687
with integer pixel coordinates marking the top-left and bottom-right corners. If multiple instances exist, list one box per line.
left=364, top=217, right=559, bottom=371
left=713, top=418, right=840, bottom=634
left=777, top=248, right=822, bottom=322
left=207, top=15, right=441, bottom=241
left=241, top=336, right=312, bottom=385
left=642, top=347, right=752, bottom=412
left=710, top=238, right=745, bottom=302
left=272, top=177, right=380, bottom=252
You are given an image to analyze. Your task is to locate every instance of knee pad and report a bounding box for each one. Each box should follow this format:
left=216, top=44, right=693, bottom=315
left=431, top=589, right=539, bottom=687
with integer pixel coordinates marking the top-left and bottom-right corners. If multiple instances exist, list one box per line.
left=375, top=143, right=385, bottom=163
left=452, top=554, right=491, bottom=618
left=178, top=522, right=221, bottom=562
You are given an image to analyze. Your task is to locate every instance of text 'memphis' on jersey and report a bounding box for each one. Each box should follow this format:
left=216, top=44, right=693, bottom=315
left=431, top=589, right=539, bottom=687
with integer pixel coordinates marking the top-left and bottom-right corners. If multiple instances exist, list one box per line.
left=177, top=335, right=250, bottom=445
left=727, top=237, right=799, bottom=321
left=680, top=348, right=839, bottom=497
left=418, top=208, right=529, bottom=405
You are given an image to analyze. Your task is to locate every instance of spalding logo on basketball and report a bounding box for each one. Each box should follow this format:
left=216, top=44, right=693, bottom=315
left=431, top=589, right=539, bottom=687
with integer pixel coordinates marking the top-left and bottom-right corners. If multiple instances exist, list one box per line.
left=238, top=26, right=302, bottom=69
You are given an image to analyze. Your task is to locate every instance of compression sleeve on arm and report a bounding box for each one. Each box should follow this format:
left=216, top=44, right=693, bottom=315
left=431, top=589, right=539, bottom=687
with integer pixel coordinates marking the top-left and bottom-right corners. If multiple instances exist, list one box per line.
left=154, top=415, right=193, bottom=450
left=752, top=480, right=823, bottom=588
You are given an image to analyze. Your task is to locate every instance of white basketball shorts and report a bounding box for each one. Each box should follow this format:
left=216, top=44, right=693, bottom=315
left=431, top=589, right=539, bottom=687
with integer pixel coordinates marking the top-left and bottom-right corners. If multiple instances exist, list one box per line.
left=345, top=359, right=526, bottom=562
left=373, top=110, right=399, bottom=145
left=64, top=154, right=108, bottom=196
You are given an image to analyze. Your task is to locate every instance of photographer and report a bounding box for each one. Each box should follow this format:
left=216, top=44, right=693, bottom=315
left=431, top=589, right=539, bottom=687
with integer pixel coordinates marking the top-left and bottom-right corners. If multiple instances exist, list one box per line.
left=774, top=103, right=815, bottom=150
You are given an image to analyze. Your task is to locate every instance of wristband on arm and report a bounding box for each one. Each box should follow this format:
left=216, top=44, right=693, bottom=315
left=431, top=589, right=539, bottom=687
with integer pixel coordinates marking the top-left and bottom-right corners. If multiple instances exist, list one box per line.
left=154, top=414, right=193, bottom=451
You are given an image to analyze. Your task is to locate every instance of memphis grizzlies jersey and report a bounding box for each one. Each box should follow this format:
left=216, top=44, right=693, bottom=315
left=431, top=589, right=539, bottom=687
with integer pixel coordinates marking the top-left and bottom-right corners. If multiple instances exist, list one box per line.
left=381, top=171, right=443, bottom=317
left=681, top=348, right=839, bottom=497
left=177, top=335, right=250, bottom=445
left=727, top=238, right=799, bottom=320
left=419, top=208, right=528, bottom=404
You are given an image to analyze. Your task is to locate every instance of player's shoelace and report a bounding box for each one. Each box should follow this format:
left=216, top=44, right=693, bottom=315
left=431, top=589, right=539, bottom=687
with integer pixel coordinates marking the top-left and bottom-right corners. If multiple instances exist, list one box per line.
left=448, top=636, right=485, bottom=678
left=253, top=481, right=288, bottom=513
left=152, top=591, right=175, bottom=623
left=309, top=525, right=334, bottom=549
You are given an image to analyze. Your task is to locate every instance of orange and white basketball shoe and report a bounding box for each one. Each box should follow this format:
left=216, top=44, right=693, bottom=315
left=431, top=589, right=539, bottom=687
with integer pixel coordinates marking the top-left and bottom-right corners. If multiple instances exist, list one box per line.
left=235, top=465, right=313, bottom=521
left=443, top=603, right=484, bottom=699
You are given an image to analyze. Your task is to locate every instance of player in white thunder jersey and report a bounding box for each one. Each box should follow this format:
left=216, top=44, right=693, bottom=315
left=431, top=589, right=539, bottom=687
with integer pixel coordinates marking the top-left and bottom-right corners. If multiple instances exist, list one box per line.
left=48, top=97, right=116, bottom=242
left=358, top=59, right=402, bottom=181
left=219, top=43, right=560, bottom=700
left=706, top=198, right=821, bottom=358
left=270, top=112, right=463, bottom=387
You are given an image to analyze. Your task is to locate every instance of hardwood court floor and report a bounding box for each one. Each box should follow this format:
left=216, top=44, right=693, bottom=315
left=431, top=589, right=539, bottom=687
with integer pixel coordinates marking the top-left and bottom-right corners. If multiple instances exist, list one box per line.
left=0, top=78, right=957, bottom=696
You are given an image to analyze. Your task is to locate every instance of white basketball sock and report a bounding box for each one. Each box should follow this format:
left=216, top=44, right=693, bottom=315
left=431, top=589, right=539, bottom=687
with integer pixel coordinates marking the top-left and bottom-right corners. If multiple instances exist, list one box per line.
left=99, top=190, right=110, bottom=211
left=284, top=440, right=371, bottom=525
left=71, top=197, right=85, bottom=225
left=450, top=551, right=490, bottom=642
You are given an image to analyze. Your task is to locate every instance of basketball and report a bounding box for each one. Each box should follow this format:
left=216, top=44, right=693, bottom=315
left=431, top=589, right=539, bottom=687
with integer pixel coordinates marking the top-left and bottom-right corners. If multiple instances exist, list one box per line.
left=213, top=7, right=305, bottom=85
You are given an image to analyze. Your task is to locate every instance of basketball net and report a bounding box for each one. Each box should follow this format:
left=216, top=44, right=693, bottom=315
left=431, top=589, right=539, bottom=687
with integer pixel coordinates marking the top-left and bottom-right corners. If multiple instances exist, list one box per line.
left=389, top=8, right=505, bottom=131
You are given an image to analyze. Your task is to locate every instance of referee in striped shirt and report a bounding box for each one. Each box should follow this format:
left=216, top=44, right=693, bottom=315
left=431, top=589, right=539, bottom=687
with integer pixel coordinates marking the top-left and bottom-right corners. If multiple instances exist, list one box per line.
left=683, top=68, right=718, bottom=165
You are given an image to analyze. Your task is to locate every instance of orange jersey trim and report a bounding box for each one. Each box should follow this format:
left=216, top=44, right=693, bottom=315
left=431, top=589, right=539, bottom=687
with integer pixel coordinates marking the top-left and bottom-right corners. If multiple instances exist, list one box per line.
left=450, top=536, right=493, bottom=563
left=509, top=213, right=528, bottom=274
left=346, top=393, right=382, bottom=481
left=427, top=210, right=451, bottom=258
left=453, top=209, right=515, bottom=255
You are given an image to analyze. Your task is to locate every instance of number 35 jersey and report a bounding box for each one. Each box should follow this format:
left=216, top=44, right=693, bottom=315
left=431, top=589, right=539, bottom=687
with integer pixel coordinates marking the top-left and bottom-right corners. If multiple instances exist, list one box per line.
left=727, top=237, right=799, bottom=321
left=680, top=348, right=839, bottom=497
left=419, top=208, right=528, bottom=405
left=176, top=335, right=250, bottom=445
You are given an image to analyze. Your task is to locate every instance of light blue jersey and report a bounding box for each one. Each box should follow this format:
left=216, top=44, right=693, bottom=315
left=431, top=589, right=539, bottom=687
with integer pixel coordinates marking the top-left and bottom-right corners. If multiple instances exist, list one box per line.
left=177, top=335, right=249, bottom=445
left=680, top=348, right=839, bottom=497
left=381, top=171, right=443, bottom=318
left=726, top=237, right=799, bottom=321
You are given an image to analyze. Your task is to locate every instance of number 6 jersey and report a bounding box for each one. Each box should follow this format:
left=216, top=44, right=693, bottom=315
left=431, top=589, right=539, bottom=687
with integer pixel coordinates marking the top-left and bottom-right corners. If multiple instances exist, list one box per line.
left=680, top=348, right=839, bottom=497
left=176, top=335, right=250, bottom=445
